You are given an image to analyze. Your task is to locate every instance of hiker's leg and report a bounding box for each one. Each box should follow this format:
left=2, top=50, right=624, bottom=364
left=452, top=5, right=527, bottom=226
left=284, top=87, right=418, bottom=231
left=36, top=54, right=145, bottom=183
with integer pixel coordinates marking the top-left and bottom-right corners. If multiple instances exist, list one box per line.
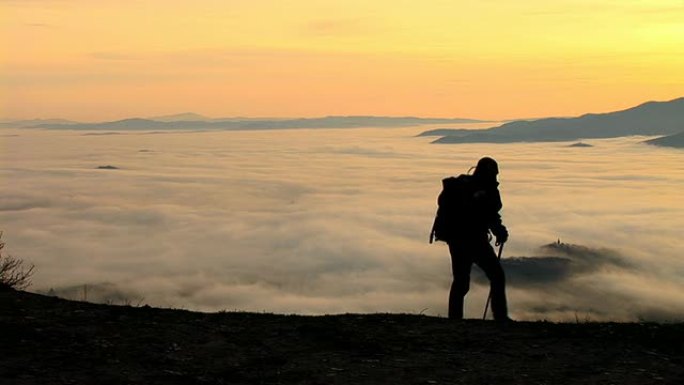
left=474, top=242, right=509, bottom=320
left=448, top=242, right=473, bottom=319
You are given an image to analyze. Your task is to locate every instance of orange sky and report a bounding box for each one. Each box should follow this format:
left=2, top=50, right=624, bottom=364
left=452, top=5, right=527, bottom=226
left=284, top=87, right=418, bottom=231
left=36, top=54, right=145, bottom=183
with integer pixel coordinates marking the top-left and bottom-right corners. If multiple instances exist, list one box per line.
left=2, top=0, right=683, bottom=121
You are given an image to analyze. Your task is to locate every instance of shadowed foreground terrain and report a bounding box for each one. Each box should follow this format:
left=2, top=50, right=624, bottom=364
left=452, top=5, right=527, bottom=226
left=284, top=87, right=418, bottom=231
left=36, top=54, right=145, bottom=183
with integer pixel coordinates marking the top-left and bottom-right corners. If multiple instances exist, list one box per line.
left=1, top=290, right=682, bottom=385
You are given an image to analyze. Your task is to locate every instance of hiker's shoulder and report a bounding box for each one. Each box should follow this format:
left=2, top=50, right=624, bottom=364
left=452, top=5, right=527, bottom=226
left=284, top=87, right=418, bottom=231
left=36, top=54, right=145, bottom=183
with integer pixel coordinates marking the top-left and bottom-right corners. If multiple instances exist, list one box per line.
left=442, top=174, right=473, bottom=183
left=442, top=174, right=471, bottom=185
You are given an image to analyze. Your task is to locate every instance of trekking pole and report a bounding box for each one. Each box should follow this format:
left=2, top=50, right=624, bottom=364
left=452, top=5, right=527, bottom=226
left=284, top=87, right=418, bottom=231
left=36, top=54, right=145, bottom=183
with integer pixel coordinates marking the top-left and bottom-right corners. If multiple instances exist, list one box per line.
left=482, top=242, right=505, bottom=320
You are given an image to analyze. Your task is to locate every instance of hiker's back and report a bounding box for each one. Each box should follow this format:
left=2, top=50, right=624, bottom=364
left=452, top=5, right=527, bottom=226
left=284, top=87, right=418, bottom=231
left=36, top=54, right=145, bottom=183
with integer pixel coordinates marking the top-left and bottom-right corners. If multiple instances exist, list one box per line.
left=432, top=174, right=477, bottom=242
left=431, top=172, right=504, bottom=243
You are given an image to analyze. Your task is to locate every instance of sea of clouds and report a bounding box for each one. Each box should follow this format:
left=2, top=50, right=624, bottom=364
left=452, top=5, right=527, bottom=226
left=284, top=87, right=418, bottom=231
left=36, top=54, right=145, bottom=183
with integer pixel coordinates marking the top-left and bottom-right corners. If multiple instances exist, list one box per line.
left=1, top=126, right=682, bottom=321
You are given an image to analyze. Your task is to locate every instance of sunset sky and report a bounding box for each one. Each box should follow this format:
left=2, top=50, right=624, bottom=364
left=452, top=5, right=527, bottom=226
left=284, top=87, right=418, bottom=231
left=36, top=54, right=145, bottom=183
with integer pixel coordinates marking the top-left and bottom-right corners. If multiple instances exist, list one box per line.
left=2, top=0, right=683, bottom=121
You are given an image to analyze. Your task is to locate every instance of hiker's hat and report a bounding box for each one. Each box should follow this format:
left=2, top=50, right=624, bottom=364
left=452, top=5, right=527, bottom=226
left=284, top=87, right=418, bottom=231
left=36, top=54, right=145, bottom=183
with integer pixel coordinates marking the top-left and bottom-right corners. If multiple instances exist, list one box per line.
left=475, top=157, right=498, bottom=176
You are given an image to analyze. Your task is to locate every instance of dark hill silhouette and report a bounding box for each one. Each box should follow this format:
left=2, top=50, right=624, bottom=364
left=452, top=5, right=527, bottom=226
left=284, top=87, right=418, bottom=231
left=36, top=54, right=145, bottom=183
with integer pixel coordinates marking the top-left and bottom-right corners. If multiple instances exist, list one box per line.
left=645, top=131, right=684, bottom=148
left=568, top=142, right=593, bottom=148
left=432, top=97, right=684, bottom=143
left=416, top=128, right=474, bottom=137
left=1, top=289, right=683, bottom=384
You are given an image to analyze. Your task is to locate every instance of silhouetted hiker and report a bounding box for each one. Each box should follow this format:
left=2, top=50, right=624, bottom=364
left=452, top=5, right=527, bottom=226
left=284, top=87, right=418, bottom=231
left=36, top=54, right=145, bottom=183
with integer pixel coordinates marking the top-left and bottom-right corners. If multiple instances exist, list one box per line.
left=430, top=157, right=510, bottom=321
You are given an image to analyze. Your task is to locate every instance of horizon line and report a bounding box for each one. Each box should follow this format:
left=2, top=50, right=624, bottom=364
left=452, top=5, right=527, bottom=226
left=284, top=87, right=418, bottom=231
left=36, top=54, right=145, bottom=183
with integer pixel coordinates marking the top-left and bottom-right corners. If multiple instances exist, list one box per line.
left=3, top=95, right=682, bottom=124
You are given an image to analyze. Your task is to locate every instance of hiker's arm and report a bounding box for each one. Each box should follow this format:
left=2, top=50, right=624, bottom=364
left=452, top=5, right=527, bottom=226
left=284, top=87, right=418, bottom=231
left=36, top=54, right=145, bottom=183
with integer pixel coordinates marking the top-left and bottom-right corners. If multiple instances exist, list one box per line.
left=487, top=189, right=508, bottom=244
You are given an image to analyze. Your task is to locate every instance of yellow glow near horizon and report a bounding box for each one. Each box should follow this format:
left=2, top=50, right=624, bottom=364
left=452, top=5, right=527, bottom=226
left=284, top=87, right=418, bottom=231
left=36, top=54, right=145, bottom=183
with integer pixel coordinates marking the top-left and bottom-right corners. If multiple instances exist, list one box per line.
left=2, top=0, right=683, bottom=120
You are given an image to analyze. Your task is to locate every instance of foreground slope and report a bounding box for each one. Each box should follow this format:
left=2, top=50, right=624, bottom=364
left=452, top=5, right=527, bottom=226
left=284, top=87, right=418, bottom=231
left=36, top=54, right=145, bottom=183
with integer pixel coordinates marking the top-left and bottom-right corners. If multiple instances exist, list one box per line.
left=1, top=290, right=682, bottom=385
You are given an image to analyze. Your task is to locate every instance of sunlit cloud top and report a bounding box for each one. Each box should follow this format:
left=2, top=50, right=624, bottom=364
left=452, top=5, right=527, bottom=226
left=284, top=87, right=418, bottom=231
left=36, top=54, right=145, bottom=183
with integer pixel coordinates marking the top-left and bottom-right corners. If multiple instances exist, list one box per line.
left=2, top=0, right=683, bottom=120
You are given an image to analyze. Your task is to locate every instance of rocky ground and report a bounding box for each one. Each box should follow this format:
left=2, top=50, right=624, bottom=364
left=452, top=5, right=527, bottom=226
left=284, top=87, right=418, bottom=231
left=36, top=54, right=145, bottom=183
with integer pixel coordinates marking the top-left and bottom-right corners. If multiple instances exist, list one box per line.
left=1, top=289, right=682, bottom=384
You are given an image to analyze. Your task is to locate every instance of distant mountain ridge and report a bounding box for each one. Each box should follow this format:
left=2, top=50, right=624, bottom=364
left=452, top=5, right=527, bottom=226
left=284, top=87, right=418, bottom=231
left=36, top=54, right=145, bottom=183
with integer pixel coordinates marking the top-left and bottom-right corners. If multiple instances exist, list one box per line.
left=6, top=116, right=487, bottom=131
left=0, top=118, right=78, bottom=128
left=432, top=97, right=684, bottom=144
left=149, top=112, right=213, bottom=122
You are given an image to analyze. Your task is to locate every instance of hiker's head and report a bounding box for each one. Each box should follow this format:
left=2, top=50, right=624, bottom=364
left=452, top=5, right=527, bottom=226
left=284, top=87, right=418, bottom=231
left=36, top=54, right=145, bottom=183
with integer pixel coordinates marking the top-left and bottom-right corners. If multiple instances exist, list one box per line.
left=473, top=157, right=499, bottom=180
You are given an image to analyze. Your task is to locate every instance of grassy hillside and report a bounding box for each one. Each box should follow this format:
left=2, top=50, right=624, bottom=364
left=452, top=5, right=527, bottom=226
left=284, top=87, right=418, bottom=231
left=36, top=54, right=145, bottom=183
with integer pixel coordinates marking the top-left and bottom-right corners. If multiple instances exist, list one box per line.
left=1, top=289, right=682, bottom=384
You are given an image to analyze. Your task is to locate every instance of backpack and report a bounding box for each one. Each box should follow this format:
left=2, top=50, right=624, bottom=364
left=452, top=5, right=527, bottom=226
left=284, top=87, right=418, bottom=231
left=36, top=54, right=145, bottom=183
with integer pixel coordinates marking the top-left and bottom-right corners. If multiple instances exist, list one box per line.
left=429, top=174, right=476, bottom=243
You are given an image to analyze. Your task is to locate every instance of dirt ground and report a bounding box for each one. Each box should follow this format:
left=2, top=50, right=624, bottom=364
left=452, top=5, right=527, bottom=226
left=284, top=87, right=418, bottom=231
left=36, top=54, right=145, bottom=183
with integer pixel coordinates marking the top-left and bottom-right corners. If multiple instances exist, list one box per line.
left=1, top=289, right=682, bottom=384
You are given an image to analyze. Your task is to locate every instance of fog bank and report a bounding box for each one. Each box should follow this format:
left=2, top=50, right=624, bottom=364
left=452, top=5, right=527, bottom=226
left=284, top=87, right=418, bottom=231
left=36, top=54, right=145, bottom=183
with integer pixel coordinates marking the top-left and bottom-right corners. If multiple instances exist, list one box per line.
left=1, top=127, right=682, bottom=321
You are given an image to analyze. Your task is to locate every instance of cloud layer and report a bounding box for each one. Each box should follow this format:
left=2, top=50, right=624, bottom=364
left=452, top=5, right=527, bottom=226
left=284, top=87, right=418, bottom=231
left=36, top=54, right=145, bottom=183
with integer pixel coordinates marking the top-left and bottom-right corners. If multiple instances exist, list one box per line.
left=1, top=127, right=683, bottom=321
